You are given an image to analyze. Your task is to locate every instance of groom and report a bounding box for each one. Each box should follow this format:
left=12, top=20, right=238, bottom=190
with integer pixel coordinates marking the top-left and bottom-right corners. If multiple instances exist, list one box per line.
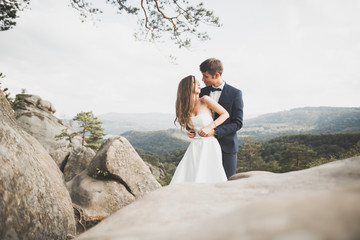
left=190, top=58, right=244, bottom=179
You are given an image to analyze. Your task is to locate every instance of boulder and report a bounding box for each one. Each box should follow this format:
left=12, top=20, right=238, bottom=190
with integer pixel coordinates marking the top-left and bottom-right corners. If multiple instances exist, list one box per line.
left=145, top=162, right=166, bottom=180
left=50, top=146, right=96, bottom=182
left=50, top=147, right=72, bottom=168
left=67, top=170, right=135, bottom=218
left=14, top=94, right=55, bottom=114
left=13, top=94, right=95, bottom=182
left=38, top=99, right=56, bottom=114
left=13, top=94, right=82, bottom=153
left=67, top=137, right=161, bottom=219
left=87, top=137, right=161, bottom=197
left=75, top=156, right=360, bottom=240
left=0, top=90, right=76, bottom=239
left=63, top=146, right=96, bottom=182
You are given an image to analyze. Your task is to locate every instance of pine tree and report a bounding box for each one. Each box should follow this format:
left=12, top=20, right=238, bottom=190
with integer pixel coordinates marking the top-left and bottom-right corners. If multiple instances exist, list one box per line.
left=238, top=137, right=264, bottom=171
left=73, top=111, right=106, bottom=151
left=280, top=142, right=317, bottom=171
left=54, top=128, right=80, bottom=145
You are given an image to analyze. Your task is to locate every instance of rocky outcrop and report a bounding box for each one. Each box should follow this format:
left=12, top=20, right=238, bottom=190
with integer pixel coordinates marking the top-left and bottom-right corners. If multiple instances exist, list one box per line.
left=50, top=147, right=73, bottom=167
left=13, top=94, right=95, bottom=182
left=14, top=93, right=55, bottom=114
left=75, top=156, right=360, bottom=240
left=51, top=146, right=96, bottom=182
left=13, top=94, right=82, bottom=153
left=67, top=137, right=161, bottom=219
left=0, top=90, right=76, bottom=239
left=87, top=137, right=161, bottom=197
left=145, top=162, right=166, bottom=180
left=64, top=146, right=96, bottom=182
left=67, top=170, right=136, bottom=219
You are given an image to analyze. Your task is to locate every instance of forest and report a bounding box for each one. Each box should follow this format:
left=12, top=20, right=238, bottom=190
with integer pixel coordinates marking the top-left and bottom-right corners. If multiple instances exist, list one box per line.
left=136, top=133, right=360, bottom=185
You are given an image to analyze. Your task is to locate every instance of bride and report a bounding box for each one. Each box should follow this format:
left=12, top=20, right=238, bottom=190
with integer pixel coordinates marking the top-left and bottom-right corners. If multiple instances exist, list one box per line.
left=170, top=75, right=229, bottom=184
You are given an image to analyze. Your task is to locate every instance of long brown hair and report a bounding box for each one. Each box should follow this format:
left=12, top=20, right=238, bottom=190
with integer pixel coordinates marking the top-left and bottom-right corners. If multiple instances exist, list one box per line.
left=174, top=75, right=197, bottom=131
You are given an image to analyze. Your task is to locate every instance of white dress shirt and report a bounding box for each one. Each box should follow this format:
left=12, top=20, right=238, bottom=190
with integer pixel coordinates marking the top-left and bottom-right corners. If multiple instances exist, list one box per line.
left=209, top=81, right=225, bottom=119
left=209, top=81, right=225, bottom=103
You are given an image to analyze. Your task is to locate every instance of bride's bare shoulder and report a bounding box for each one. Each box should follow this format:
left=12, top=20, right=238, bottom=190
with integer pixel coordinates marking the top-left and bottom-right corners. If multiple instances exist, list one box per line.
left=200, top=95, right=215, bottom=104
left=199, top=95, right=211, bottom=102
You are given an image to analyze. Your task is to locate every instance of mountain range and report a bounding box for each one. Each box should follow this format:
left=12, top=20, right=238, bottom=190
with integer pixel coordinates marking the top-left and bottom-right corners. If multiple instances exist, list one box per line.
left=242, top=107, right=360, bottom=140
left=121, top=129, right=190, bottom=154
left=97, top=107, right=360, bottom=153
left=100, top=107, right=360, bottom=135
left=99, top=112, right=176, bottom=135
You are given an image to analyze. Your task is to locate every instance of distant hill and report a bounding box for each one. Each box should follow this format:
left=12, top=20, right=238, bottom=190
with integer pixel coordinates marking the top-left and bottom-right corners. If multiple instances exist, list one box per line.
left=121, top=128, right=190, bottom=154
left=100, top=107, right=360, bottom=138
left=102, top=107, right=360, bottom=152
left=261, top=133, right=360, bottom=160
left=99, top=112, right=176, bottom=135
left=242, top=107, right=360, bottom=141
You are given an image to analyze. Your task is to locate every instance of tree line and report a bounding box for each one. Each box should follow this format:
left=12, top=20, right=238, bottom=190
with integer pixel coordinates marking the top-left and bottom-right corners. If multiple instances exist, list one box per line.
left=122, top=129, right=189, bottom=154
left=138, top=133, right=360, bottom=185
left=2, top=80, right=359, bottom=185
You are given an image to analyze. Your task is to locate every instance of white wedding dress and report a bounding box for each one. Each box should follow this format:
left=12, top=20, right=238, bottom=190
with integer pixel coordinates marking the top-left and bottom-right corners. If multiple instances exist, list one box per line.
left=170, top=113, right=227, bottom=184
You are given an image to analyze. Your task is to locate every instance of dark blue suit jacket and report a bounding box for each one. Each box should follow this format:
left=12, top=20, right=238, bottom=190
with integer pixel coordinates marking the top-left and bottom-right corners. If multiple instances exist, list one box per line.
left=200, top=83, right=244, bottom=153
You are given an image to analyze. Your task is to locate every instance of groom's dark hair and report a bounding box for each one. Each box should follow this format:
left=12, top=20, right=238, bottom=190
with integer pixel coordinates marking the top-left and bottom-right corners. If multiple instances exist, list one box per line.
left=200, top=58, right=223, bottom=77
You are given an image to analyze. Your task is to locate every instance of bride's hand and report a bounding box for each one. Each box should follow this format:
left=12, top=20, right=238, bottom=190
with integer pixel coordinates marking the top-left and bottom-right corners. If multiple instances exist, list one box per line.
left=187, top=129, right=196, bottom=138
left=198, top=126, right=213, bottom=137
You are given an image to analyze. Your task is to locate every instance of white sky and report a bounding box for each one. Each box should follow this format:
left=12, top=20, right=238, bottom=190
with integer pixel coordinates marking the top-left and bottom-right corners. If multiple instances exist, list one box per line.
left=1, top=0, right=359, bottom=119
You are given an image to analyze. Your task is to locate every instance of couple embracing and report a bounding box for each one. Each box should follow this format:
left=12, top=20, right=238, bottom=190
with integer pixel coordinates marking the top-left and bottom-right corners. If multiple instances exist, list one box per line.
left=170, top=58, right=244, bottom=184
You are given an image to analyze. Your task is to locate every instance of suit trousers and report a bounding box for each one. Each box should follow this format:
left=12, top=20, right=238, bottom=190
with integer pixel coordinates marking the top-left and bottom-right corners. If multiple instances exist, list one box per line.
left=222, top=152, right=237, bottom=179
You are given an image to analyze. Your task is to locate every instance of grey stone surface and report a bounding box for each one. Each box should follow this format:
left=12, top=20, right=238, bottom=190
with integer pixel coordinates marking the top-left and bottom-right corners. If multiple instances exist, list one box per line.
left=67, top=137, right=161, bottom=218
left=0, top=90, right=76, bottom=240
left=229, top=170, right=276, bottom=180
left=50, top=147, right=72, bottom=168
left=14, top=94, right=82, bottom=153
left=145, top=162, right=166, bottom=180
left=75, top=156, right=360, bottom=240
left=67, top=170, right=136, bottom=218
left=63, top=146, right=96, bottom=182
left=87, top=137, right=161, bottom=197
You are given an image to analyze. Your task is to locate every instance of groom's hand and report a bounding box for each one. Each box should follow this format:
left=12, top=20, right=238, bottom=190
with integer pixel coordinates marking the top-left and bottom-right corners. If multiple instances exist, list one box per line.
left=188, top=129, right=196, bottom=138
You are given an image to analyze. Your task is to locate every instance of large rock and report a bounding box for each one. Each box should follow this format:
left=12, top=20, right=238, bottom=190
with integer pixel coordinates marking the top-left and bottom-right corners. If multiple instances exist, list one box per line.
left=13, top=94, right=94, bottom=182
left=63, top=146, right=96, bottom=182
left=51, top=146, right=96, bottom=182
left=87, top=137, right=161, bottom=197
left=67, top=137, right=161, bottom=219
left=67, top=170, right=135, bottom=218
left=0, top=90, right=76, bottom=239
left=75, top=156, right=360, bottom=240
left=14, top=94, right=82, bottom=153
left=145, top=162, right=166, bottom=180
left=50, top=147, right=72, bottom=168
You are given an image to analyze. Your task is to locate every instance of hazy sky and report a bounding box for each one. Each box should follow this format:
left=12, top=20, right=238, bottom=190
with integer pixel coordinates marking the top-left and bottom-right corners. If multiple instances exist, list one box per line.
left=1, top=0, right=359, bottom=119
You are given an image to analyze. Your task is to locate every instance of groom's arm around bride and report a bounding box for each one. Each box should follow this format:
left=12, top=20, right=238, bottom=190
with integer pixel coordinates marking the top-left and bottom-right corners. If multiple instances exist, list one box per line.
left=196, top=58, right=244, bottom=178
left=201, top=83, right=243, bottom=153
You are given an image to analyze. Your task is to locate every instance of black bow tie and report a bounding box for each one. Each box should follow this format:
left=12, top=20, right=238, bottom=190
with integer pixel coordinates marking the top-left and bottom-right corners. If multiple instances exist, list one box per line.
left=210, top=87, right=222, bottom=92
